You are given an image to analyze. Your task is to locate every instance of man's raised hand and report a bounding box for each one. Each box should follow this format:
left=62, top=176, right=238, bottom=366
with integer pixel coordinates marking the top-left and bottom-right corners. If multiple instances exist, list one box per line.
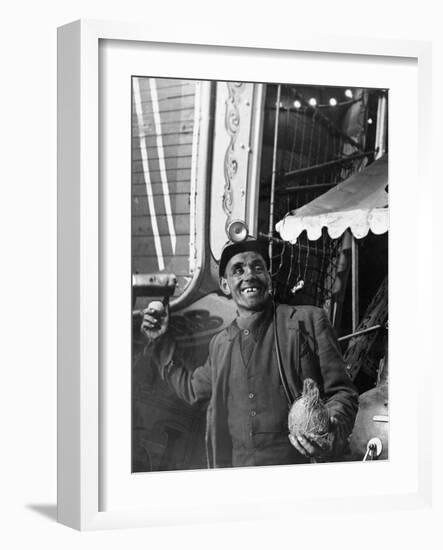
left=141, top=300, right=169, bottom=342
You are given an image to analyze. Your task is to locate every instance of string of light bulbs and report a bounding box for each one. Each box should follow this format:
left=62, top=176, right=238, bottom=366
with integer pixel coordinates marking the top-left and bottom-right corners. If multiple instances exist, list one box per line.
left=278, top=89, right=359, bottom=111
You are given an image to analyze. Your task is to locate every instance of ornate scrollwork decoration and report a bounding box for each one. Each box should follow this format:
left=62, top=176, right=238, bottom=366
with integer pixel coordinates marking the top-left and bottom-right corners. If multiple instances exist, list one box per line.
left=222, top=82, right=245, bottom=217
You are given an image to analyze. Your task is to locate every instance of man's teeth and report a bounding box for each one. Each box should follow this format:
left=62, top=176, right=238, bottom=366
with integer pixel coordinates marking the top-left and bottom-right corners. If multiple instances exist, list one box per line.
left=242, top=287, right=259, bottom=294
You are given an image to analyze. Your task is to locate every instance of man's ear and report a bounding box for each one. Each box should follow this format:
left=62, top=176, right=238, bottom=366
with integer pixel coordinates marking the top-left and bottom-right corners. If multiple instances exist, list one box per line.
left=219, top=277, right=231, bottom=297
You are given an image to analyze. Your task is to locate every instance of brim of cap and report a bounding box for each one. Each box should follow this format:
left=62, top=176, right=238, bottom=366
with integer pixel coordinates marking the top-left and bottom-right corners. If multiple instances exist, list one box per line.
left=219, top=239, right=270, bottom=278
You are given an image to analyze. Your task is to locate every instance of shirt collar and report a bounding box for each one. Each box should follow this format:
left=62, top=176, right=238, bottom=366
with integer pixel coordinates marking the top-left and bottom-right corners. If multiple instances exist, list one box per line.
left=226, top=299, right=274, bottom=341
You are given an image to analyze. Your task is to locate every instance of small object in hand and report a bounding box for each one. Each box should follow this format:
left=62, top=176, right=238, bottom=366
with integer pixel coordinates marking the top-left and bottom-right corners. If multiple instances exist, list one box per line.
left=147, top=300, right=166, bottom=320
left=288, top=378, right=330, bottom=445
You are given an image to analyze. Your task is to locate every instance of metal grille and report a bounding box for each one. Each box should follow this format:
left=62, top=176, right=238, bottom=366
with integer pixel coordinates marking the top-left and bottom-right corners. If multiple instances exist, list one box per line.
left=265, top=231, right=341, bottom=311
left=258, top=84, right=381, bottom=314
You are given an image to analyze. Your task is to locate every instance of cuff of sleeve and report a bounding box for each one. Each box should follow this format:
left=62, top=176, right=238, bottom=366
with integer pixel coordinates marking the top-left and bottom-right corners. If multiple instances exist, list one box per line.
left=330, top=418, right=351, bottom=457
left=143, top=332, right=176, bottom=367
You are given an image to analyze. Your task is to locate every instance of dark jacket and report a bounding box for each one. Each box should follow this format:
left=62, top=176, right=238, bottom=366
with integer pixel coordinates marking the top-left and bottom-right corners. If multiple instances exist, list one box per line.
left=150, top=303, right=358, bottom=468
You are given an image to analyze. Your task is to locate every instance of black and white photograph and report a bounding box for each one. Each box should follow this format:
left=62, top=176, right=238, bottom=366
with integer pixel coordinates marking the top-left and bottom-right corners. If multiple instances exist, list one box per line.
left=131, top=77, right=389, bottom=473
left=3, top=0, right=440, bottom=544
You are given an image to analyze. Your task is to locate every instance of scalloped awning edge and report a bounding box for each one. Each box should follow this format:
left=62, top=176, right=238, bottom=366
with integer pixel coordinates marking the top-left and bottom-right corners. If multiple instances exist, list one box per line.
left=276, top=207, right=389, bottom=243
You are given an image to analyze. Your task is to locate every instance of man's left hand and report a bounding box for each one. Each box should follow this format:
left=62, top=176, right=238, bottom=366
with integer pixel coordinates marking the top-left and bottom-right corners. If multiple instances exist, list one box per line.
left=288, top=416, right=339, bottom=459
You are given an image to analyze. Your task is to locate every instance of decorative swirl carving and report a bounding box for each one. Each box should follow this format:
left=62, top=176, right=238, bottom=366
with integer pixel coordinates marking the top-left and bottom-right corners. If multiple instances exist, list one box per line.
left=224, top=147, right=238, bottom=182
left=225, top=98, right=240, bottom=134
left=222, top=82, right=245, bottom=217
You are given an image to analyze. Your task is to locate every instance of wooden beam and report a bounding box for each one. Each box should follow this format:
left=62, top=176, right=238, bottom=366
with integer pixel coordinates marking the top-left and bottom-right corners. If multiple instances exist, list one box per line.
left=351, top=236, right=359, bottom=332
left=268, top=84, right=281, bottom=269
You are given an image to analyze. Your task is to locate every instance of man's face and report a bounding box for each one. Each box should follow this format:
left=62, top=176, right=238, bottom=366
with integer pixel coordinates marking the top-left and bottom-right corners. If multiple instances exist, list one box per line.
left=220, top=251, right=271, bottom=314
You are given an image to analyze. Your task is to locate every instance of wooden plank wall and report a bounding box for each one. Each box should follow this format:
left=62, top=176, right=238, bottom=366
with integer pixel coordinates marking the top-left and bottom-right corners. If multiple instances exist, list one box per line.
left=132, top=77, right=197, bottom=293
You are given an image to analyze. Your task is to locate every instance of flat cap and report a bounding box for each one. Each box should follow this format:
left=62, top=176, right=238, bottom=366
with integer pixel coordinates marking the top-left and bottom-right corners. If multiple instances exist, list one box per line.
left=219, top=237, right=270, bottom=278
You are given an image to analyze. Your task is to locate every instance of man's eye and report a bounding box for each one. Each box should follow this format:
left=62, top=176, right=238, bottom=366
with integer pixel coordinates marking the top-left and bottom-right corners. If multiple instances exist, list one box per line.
left=233, top=268, right=243, bottom=275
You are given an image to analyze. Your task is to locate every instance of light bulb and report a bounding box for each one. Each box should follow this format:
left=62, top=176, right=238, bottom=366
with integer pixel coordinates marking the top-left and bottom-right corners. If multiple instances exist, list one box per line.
left=329, top=97, right=337, bottom=106
left=308, top=98, right=317, bottom=107
left=344, top=89, right=353, bottom=98
left=367, top=118, right=373, bottom=124
left=293, top=100, right=302, bottom=109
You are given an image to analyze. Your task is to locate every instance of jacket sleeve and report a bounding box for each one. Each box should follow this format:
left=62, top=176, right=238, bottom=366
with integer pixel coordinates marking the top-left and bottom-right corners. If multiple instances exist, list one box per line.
left=144, top=333, right=212, bottom=405
left=313, top=309, right=359, bottom=448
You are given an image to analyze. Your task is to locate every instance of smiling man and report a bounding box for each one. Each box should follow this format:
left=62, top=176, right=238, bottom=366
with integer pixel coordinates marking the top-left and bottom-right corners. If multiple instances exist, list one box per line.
left=141, top=237, right=358, bottom=468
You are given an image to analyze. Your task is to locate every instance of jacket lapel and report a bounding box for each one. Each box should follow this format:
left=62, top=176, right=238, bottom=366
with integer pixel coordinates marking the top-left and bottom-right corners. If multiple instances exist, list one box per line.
left=276, top=306, right=302, bottom=400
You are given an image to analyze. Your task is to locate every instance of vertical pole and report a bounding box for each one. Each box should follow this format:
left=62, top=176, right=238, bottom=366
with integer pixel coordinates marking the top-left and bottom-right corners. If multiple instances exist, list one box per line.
left=268, top=84, right=281, bottom=271
left=247, top=83, right=266, bottom=237
left=375, top=93, right=387, bottom=159
left=331, top=229, right=352, bottom=330
left=351, top=236, right=359, bottom=332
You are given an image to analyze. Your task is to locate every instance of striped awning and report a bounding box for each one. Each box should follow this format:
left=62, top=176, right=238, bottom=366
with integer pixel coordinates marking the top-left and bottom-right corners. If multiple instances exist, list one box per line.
left=276, top=155, right=389, bottom=242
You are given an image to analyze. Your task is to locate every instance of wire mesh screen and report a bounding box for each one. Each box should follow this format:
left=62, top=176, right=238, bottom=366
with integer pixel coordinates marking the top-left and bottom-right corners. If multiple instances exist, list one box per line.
left=267, top=231, right=342, bottom=312
left=258, top=83, right=382, bottom=316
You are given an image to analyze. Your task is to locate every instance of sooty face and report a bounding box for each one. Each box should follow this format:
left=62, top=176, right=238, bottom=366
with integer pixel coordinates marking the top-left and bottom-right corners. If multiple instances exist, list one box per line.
left=220, top=251, right=271, bottom=314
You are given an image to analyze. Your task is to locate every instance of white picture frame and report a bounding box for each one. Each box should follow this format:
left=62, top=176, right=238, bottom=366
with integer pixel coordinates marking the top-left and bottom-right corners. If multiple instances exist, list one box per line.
left=57, top=19, right=434, bottom=531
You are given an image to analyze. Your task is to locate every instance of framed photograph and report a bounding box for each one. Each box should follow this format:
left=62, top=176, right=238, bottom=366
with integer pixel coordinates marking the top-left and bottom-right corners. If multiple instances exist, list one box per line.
left=57, top=19, right=433, bottom=530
